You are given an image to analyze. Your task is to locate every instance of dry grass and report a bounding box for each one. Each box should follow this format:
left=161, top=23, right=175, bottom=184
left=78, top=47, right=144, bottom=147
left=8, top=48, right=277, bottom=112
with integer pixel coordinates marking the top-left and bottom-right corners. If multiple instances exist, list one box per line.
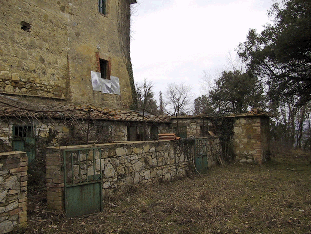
left=22, top=151, right=311, bottom=234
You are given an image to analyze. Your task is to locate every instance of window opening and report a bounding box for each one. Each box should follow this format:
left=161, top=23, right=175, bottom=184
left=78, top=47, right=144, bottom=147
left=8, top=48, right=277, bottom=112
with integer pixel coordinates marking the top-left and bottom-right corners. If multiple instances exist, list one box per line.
left=98, top=0, right=107, bottom=15
left=99, top=58, right=110, bottom=79
left=13, top=126, right=34, bottom=138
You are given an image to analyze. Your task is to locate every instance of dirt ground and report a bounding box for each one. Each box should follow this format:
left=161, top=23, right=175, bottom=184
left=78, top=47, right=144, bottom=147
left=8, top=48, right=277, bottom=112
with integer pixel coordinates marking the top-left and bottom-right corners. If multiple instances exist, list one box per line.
left=19, top=152, right=311, bottom=234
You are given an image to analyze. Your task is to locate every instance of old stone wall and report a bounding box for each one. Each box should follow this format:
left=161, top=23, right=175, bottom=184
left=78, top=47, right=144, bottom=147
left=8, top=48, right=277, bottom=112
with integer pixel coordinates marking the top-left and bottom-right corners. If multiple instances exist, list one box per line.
left=0, top=118, right=170, bottom=151
left=67, top=0, right=134, bottom=109
left=46, top=140, right=192, bottom=211
left=0, top=0, right=135, bottom=109
left=171, top=118, right=214, bottom=138
left=233, top=116, right=270, bottom=164
left=0, top=151, right=27, bottom=233
left=0, top=0, right=69, bottom=99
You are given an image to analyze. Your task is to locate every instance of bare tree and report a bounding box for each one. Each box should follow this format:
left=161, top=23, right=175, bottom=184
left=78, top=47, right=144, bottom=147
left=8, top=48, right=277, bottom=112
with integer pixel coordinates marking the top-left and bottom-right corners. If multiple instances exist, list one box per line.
left=135, top=79, right=158, bottom=115
left=166, top=83, right=192, bottom=116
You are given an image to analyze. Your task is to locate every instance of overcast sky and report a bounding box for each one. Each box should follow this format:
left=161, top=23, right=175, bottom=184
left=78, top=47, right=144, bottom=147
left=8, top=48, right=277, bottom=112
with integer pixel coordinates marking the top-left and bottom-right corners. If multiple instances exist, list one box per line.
left=130, top=0, right=275, bottom=112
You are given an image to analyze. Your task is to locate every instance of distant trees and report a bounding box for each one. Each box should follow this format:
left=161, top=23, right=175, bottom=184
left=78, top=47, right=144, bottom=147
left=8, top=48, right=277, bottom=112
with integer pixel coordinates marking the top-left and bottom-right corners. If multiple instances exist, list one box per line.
left=135, top=79, right=158, bottom=115
left=238, top=0, right=311, bottom=106
left=209, top=70, right=264, bottom=114
left=166, top=83, right=192, bottom=116
left=194, top=70, right=264, bottom=115
left=193, top=95, right=214, bottom=115
left=236, top=0, right=311, bottom=149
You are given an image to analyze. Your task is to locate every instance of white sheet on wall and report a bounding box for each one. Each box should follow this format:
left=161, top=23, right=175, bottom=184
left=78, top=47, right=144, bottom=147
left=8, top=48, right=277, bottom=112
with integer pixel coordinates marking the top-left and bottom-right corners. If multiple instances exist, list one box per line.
left=111, top=76, right=120, bottom=95
left=91, top=71, right=120, bottom=95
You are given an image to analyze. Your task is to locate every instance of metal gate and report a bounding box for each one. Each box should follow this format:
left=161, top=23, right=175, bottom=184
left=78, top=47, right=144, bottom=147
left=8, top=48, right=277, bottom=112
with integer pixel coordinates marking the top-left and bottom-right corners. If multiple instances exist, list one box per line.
left=63, top=148, right=103, bottom=217
left=195, top=138, right=209, bottom=174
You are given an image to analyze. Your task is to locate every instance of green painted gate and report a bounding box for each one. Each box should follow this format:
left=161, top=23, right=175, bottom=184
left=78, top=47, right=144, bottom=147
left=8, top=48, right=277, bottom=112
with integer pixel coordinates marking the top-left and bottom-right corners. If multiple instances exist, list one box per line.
left=195, top=138, right=209, bottom=174
left=64, top=148, right=103, bottom=217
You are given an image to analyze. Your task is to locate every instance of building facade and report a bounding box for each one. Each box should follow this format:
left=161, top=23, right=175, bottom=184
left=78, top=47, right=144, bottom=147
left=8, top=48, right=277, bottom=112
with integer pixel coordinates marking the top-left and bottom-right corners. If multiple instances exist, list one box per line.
left=0, top=0, right=136, bottom=109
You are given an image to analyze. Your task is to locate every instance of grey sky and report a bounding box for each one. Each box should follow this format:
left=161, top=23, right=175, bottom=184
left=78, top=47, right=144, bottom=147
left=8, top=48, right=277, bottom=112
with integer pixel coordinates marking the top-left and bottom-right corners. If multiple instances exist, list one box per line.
left=130, top=0, right=275, bottom=112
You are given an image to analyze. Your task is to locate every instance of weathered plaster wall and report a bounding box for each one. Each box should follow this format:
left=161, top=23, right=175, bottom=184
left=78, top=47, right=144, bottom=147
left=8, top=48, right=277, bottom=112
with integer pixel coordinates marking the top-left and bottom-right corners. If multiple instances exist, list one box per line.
left=233, top=116, right=270, bottom=164
left=0, top=0, right=134, bottom=109
left=46, top=141, right=192, bottom=211
left=0, top=151, right=27, bottom=233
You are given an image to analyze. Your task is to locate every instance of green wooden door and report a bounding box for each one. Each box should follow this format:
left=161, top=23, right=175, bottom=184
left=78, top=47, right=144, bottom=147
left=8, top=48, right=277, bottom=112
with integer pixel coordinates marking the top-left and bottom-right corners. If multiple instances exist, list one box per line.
left=65, top=182, right=102, bottom=217
left=195, top=138, right=208, bottom=174
left=64, top=149, right=103, bottom=217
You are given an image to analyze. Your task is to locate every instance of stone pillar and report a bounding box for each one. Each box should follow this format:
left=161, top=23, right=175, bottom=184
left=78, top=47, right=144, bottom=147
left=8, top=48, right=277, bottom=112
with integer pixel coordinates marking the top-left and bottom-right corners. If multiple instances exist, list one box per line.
left=46, top=147, right=64, bottom=211
left=233, top=116, right=270, bottom=164
left=0, top=151, right=27, bottom=233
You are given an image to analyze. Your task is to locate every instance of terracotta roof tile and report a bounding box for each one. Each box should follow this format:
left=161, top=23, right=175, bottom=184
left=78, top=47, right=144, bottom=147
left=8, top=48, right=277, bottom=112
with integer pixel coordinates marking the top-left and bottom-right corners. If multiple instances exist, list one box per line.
left=0, top=95, right=170, bottom=123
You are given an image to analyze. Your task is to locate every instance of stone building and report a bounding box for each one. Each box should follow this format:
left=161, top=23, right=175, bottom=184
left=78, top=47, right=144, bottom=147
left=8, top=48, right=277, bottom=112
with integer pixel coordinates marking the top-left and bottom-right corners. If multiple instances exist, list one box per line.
left=170, top=112, right=271, bottom=164
left=0, top=0, right=136, bottom=109
left=0, top=0, right=153, bottom=158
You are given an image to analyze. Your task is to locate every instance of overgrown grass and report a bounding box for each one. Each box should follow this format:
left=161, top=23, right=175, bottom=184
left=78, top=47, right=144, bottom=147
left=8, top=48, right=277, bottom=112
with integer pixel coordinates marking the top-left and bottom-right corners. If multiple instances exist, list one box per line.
left=24, top=151, right=311, bottom=234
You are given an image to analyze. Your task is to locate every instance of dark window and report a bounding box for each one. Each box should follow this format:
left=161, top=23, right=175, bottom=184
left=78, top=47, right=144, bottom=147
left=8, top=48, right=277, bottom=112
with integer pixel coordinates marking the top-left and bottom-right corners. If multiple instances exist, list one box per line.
left=99, top=0, right=107, bottom=15
left=99, top=58, right=110, bottom=79
left=13, top=126, right=34, bottom=138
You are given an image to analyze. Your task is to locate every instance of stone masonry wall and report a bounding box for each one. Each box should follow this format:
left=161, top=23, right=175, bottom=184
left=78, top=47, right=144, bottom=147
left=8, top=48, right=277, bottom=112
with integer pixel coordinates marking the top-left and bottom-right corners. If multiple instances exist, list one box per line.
left=0, top=151, right=27, bottom=233
left=233, top=116, right=270, bottom=164
left=0, top=0, right=69, bottom=99
left=46, top=141, right=193, bottom=211
left=0, top=0, right=135, bottom=109
left=171, top=118, right=214, bottom=138
left=0, top=118, right=169, bottom=150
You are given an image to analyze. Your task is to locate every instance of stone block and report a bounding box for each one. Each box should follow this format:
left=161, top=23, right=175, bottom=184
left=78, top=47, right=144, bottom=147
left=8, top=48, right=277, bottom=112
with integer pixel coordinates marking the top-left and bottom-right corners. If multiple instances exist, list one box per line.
left=0, top=191, right=7, bottom=203
left=4, top=85, right=13, bottom=93
left=11, top=73, right=19, bottom=81
left=104, top=163, right=115, bottom=178
left=133, top=161, right=143, bottom=172
left=0, top=220, right=13, bottom=234
left=0, top=71, right=10, bottom=80
left=19, top=211, right=27, bottom=225
left=19, top=176, right=27, bottom=182
left=4, top=176, right=18, bottom=190
left=133, top=172, right=140, bottom=184
left=6, top=201, right=18, bottom=212
left=133, top=147, right=142, bottom=154
left=143, top=144, right=150, bottom=152
left=144, top=170, right=151, bottom=180
left=103, top=181, right=110, bottom=189
left=116, top=147, right=127, bottom=156
left=8, top=208, right=20, bottom=216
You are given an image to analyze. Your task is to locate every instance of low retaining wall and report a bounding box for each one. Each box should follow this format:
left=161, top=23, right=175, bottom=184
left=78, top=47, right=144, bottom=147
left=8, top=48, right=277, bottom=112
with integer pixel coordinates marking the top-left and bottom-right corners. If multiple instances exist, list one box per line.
left=46, top=140, right=194, bottom=211
left=0, top=151, right=27, bottom=233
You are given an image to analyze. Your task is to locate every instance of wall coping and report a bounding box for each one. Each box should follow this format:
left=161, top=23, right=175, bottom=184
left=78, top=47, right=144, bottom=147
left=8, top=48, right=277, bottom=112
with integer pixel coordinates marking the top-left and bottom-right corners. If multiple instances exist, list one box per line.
left=0, top=151, right=25, bottom=156
left=47, top=140, right=172, bottom=150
